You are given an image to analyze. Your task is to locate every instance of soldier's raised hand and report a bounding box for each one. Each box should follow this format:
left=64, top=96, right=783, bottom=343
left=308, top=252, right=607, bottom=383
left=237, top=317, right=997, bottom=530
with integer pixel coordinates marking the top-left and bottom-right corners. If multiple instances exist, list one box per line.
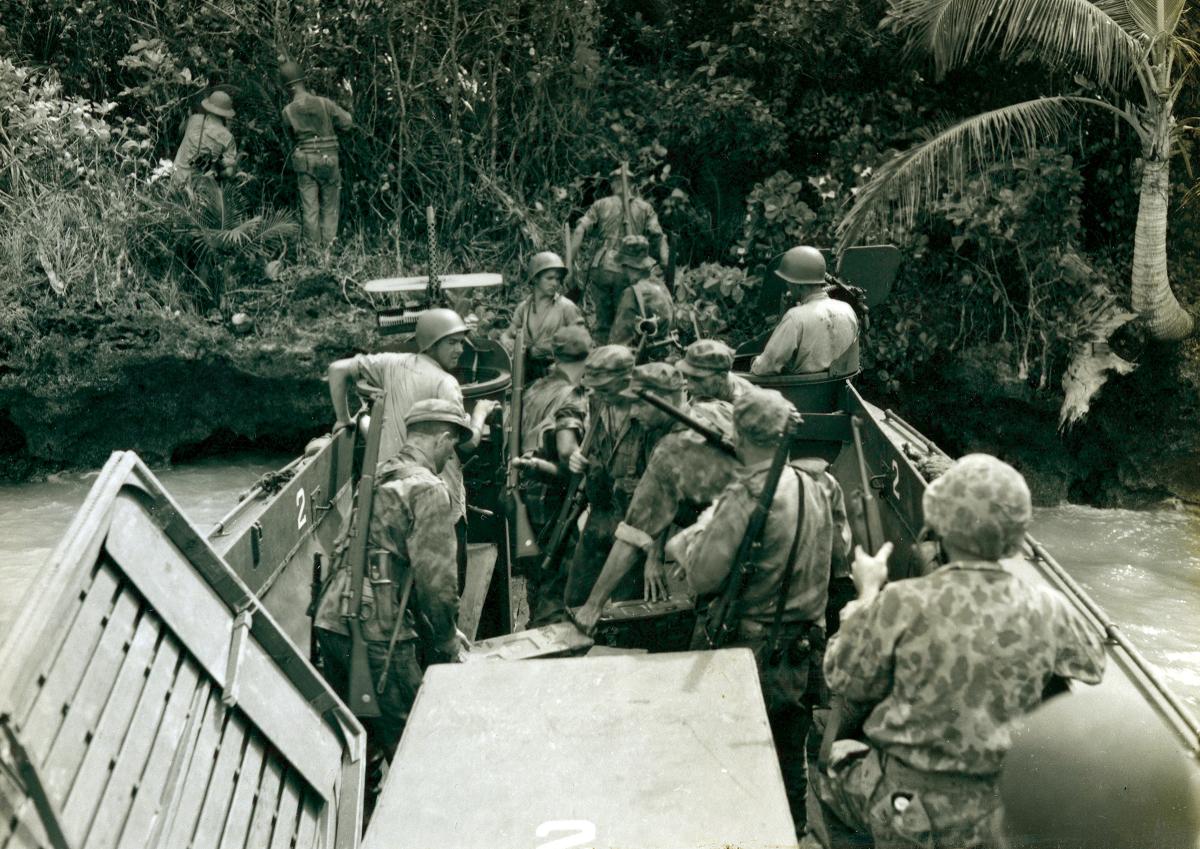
left=851, top=541, right=892, bottom=599
left=568, top=450, right=590, bottom=475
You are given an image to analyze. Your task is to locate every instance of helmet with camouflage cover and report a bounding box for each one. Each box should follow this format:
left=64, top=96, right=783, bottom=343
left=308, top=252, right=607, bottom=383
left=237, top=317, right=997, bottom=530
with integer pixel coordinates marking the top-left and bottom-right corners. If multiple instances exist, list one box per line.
left=733, top=388, right=801, bottom=446
left=404, top=398, right=473, bottom=443
left=775, top=246, right=826, bottom=286
left=922, top=453, right=1032, bottom=561
left=414, top=308, right=469, bottom=352
left=527, top=251, right=568, bottom=281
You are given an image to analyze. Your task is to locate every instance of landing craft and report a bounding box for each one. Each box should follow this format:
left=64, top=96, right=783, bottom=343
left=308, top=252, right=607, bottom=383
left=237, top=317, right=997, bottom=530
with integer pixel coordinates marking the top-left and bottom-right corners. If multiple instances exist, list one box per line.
left=1, top=253, right=1197, bottom=849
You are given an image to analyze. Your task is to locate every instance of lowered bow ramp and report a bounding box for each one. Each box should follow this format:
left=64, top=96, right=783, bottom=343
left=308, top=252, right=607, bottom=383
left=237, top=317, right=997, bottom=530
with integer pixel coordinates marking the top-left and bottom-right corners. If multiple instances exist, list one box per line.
left=0, top=452, right=365, bottom=849
left=364, top=649, right=798, bottom=849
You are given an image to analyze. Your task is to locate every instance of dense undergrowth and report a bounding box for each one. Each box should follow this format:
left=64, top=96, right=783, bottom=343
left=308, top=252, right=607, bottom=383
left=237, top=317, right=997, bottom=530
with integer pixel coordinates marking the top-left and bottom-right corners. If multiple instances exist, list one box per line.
left=0, top=0, right=1197, bottom=503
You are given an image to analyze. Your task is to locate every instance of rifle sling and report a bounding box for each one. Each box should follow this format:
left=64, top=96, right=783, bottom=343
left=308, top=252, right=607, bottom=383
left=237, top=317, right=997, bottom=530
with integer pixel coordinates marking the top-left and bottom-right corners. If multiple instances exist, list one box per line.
left=766, top=468, right=806, bottom=661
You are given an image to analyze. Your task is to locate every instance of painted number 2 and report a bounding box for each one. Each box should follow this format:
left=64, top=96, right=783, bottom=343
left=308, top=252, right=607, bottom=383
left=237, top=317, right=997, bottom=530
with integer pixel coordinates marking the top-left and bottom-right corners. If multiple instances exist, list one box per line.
left=535, top=820, right=596, bottom=849
left=890, top=460, right=901, bottom=500
left=296, top=488, right=308, bottom=530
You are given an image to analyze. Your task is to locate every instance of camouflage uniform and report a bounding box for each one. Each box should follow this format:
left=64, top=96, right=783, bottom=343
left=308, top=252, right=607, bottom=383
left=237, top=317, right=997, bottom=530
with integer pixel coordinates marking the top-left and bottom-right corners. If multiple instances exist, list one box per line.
left=574, top=188, right=666, bottom=342
left=676, top=339, right=756, bottom=403
left=679, top=389, right=852, bottom=832
left=810, top=455, right=1106, bottom=849
left=313, top=444, right=461, bottom=762
left=609, top=277, right=675, bottom=360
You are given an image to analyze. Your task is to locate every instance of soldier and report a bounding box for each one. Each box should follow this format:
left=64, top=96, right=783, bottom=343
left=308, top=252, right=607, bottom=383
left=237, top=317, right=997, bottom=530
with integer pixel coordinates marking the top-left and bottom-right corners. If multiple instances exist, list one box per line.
left=563, top=352, right=673, bottom=608
left=279, top=60, right=353, bottom=248
left=502, top=251, right=584, bottom=381
left=312, top=399, right=472, bottom=802
left=809, top=454, right=1106, bottom=849
left=570, top=163, right=670, bottom=341
left=751, top=247, right=859, bottom=377
left=674, top=388, right=851, bottom=835
left=511, top=325, right=592, bottom=625
left=327, top=308, right=499, bottom=527
left=676, top=338, right=756, bottom=403
left=572, top=370, right=740, bottom=633
left=171, top=90, right=237, bottom=184
left=608, top=235, right=675, bottom=360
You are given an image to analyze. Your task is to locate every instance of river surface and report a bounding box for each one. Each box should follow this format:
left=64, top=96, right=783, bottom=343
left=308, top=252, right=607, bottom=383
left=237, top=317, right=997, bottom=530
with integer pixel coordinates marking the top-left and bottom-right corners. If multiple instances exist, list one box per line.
left=0, top=455, right=1198, bottom=713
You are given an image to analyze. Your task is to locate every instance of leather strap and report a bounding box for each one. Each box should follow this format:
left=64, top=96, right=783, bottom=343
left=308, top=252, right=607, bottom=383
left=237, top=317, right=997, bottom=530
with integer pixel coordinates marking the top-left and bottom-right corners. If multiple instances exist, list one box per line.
left=766, top=468, right=806, bottom=660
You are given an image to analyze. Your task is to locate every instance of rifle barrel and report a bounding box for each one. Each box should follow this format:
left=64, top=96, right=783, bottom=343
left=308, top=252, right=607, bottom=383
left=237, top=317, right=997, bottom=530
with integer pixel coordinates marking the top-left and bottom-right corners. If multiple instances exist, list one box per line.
left=634, top=390, right=737, bottom=458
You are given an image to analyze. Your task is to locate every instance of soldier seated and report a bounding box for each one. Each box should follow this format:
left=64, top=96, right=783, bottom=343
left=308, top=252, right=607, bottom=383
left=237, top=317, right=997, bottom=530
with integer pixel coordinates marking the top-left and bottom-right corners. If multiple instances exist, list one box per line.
left=808, top=454, right=1107, bottom=849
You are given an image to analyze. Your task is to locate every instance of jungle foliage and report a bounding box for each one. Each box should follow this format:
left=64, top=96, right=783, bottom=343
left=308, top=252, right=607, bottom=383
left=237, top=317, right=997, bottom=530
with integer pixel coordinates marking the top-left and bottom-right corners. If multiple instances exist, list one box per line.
left=0, top=0, right=1196, bottom=420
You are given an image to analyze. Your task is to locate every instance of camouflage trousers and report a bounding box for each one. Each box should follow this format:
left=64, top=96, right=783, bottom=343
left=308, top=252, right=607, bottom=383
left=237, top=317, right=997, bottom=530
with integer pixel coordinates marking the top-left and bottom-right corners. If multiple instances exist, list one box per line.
left=586, top=267, right=627, bottom=343
left=809, top=744, right=1003, bottom=849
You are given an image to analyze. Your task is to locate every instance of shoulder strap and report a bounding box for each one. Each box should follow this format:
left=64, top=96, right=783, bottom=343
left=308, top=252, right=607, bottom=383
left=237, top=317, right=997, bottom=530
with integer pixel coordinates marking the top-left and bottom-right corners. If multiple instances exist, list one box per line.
left=767, top=468, right=806, bottom=659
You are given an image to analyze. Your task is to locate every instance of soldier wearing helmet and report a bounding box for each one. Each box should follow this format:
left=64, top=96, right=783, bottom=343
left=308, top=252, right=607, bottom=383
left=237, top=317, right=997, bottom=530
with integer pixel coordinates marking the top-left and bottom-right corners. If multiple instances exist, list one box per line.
left=676, top=338, right=756, bottom=404
left=171, top=90, right=238, bottom=184
left=501, top=251, right=584, bottom=381
left=750, top=246, right=860, bottom=377
left=314, top=398, right=473, bottom=811
left=570, top=163, right=670, bottom=342
left=607, top=235, right=675, bottom=360
left=809, top=454, right=1106, bottom=849
left=279, top=59, right=353, bottom=248
left=673, top=388, right=851, bottom=835
left=327, top=308, right=499, bottom=524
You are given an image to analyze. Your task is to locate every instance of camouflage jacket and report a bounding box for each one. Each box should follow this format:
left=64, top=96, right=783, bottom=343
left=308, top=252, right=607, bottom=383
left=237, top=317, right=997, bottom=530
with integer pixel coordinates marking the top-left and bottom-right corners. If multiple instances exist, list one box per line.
left=609, top=279, right=675, bottom=350
left=824, top=561, right=1106, bottom=775
left=314, top=446, right=459, bottom=647
left=615, top=400, right=739, bottom=551
left=684, top=459, right=851, bottom=625
left=577, top=195, right=665, bottom=270
left=520, top=366, right=587, bottom=458
left=584, top=400, right=668, bottom=513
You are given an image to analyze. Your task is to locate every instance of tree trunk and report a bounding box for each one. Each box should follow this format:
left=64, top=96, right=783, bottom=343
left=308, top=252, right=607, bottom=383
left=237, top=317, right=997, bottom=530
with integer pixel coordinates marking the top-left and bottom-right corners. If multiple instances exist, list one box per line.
left=1130, top=154, right=1194, bottom=340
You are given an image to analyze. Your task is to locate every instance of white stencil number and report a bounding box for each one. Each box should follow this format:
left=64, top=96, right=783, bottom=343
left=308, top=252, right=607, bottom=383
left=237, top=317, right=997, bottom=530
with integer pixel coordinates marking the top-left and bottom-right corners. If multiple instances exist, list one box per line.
left=296, top=488, right=308, bottom=530
left=890, top=460, right=901, bottom=500
left=535, top=820, right=596, bottom=849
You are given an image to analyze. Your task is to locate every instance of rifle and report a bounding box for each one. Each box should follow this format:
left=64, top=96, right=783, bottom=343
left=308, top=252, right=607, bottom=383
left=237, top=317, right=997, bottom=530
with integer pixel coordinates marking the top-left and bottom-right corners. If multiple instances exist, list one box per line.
left=618, top=160, right=634, bottom=238
left=508, top=324, right=541, bottom=563
left=564, top=220, right=580, bottom=302
left=703, top=414, right=798, bottom=649
left=535, top=424, right=598, bottom=576
left=634, top=389, right=737, bottom=458
left=338, top=393, right=387, bottom=718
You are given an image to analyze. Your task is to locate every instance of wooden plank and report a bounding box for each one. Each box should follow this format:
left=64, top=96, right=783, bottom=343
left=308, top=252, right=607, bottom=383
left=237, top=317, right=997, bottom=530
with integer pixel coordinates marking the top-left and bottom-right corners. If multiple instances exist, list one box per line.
left=59, top=609, right=162, bottom=846
left=40, top=584, right=141, bottom=799
left=458, top=543, right=497, bottom=641
left=331, top=757, right=365, bottom=849
left=82, top=636, right=187, bottom=849
left=190, top=712, right=249, bottom=848
left=18, top=563, right=120, bottom=750
left=116, top=672, right=207, bottom=849
left=159, top=693, right=228, bottom=849
left=242, top=758, right=284, bottom=849
left=216, top=736, right=266, bottom=849
left=267, top=775, right=303, bottom=849
left=293, top=792, right=321, bottom=849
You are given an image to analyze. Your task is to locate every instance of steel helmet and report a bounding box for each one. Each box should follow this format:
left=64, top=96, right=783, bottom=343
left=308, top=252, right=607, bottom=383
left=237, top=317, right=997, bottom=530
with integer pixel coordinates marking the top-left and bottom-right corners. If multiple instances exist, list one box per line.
left=414, top=308, right=469, bottom=352
left=403, top=399, right=473, bottom=443
left=775, top=246, right=826, bottom=286
left=922, top=453, right=1032, bottom=561
left=279, top=60, right=306, bottom=86
left=527, top=251, right=567, bottom=281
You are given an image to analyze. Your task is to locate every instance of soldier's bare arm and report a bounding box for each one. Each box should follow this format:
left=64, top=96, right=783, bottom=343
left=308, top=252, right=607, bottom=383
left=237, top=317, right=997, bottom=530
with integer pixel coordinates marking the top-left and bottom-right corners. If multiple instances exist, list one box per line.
left=327, top=357, right=362, bottom=429
left=750, top=313, right=802, bottom=376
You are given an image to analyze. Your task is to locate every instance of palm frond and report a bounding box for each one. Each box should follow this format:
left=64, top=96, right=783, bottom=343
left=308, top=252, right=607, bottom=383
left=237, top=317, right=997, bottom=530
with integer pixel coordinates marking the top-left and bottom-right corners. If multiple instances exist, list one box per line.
left=1123, top=0, right=1186, bottom=39
left=837, top=96, right=1081, bottom=249
left=885, top=0, right=1148, bottom=92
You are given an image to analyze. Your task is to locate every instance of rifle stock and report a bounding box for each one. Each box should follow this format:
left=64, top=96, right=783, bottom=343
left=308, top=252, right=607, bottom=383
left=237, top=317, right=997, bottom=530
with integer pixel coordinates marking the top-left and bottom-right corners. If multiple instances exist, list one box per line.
left=507, top=324, right=541, bottom=563
left=703, top=414, right=797, bottom=649
left=635, top=390, right=737, bottom=457
left=536, top=425, right=598, bottom=575
left=343, top=393, right=387, bottom=718
left=619, top=160, right=634, bottom=238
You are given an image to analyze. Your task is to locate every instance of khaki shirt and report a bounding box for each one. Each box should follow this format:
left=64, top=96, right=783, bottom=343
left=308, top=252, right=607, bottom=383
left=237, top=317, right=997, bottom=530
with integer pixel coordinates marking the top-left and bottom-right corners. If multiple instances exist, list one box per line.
left=172, top=113, right=236, bottom=180
left=577, top=196, right=665, bottom=272
left=283, top=92, right=352, bottom=144
left=354, top=351, right=467, bottom=520
left=512, top=294, right=584, bottom=359
left=751, top=291, right=859, bottom=376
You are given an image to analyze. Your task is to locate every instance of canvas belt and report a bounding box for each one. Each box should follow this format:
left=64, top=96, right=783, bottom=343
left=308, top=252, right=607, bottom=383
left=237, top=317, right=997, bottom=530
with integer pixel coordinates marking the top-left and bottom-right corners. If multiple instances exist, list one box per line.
left=879, top=751, right=1000, bottom=790
left=295, top=136, right=339, bottom=153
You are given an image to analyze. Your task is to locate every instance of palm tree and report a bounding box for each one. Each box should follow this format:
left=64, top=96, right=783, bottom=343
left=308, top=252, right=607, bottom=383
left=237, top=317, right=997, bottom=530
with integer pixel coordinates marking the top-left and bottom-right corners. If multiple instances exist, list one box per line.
left=838, top=0, right=1196, bottom=340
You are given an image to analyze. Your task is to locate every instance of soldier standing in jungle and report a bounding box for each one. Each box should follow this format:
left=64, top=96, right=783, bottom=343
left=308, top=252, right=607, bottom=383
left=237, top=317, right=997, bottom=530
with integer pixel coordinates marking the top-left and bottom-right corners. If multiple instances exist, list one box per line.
left=571, top=363, right=741, bottom=636
left=279, top=60, right=353, bottom=249
left=676, top=338, right=756, bottom=404
left=501, top=251, right=585, bottom=382
left=510, top=325, right=592, bottom=625
left=673, top=388, right=851, bottom=836
left=171, top=90, right=238, bottom=184
left=312, top=399, right=473, bottom=814
left=807, top=454, right=1105, bottom=849
left=570, top=163, right=670, bottom=342
left=327, top=309, right=499, bottom=573
left=751, top=246, right=860, bottom=377
left=563, top=352, right=673, bottom=608
left=608, top=235, right=675, bottom=360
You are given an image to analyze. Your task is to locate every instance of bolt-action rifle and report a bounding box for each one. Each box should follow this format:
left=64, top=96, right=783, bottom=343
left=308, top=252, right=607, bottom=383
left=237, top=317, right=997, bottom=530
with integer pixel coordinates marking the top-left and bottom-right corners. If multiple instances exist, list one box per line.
left=702, top=413, right=798, bottom=649
left=339, top=392, right=387, bottom=718
left=508, top=324, right=541, bottom=565
left=618, top=160, right=634, bottom=238
left=535, top=424, right=598, bottom=576
left=634, top=389, right=737, bottom=458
